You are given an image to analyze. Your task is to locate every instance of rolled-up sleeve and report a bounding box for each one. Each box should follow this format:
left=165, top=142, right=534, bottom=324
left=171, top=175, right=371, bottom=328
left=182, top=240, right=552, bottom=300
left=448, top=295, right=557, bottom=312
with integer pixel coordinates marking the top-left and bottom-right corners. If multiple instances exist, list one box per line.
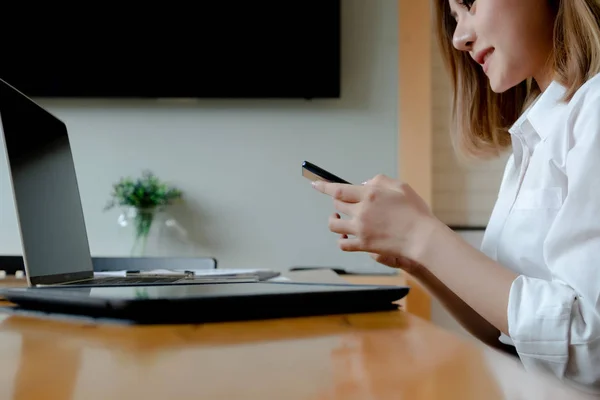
left=507, top=93, right=600, bottom=391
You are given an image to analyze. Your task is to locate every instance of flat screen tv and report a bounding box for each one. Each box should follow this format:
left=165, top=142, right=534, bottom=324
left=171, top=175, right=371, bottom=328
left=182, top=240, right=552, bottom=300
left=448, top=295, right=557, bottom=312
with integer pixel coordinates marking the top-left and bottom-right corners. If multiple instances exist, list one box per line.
left=1, top=1, right=341, bottom=99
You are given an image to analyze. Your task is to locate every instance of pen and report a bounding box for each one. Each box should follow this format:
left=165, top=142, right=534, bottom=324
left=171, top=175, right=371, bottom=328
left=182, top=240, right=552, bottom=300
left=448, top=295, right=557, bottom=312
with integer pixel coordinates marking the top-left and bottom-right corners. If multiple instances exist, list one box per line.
left=125, top=270, right=195, bottom=279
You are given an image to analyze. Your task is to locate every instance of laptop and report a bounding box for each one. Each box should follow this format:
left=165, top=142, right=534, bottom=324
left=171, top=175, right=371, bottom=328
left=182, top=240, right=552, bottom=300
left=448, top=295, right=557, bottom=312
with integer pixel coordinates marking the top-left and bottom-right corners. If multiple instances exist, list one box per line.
left=0, top=78, right=230, bottom=287
left=0, top=281, right=410, bottom=324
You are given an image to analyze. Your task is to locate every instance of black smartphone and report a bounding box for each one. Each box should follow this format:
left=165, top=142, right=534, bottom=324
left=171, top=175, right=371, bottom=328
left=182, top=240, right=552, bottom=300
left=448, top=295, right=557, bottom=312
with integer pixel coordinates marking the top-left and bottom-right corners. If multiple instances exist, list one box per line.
left=302, top=161, right=351, bottom=184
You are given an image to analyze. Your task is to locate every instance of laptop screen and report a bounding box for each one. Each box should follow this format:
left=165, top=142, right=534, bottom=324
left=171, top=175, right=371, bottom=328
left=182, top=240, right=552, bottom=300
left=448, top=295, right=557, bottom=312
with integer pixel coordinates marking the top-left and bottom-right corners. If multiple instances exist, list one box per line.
left=0, top=80, right=94, bottom=284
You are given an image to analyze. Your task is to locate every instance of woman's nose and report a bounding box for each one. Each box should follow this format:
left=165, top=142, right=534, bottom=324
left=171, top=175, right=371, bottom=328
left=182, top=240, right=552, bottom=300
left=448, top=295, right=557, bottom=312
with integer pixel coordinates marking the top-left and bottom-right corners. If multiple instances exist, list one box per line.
left=453, top=26, right=476, bottom=52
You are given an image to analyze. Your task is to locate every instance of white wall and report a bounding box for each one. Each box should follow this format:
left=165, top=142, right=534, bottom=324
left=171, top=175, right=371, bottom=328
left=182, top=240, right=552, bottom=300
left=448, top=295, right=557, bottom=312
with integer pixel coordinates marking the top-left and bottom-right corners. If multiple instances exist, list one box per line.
left=0, top=0, right=399, bottom=272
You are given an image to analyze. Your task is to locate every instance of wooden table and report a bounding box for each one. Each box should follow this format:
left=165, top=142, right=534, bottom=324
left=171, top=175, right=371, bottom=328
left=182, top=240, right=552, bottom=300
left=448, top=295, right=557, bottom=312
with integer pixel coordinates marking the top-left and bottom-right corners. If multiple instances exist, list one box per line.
left=0, top=277, right=593, bottom=399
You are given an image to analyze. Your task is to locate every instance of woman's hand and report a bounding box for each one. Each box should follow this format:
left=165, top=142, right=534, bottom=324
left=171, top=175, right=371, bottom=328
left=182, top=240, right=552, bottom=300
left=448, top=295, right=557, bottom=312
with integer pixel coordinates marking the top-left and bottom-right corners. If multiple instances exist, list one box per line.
left=329, top=212, right=424, bottom=274
left=315, top=174, right=517, bottom=345
left=312, top=174, right=440, bottom=263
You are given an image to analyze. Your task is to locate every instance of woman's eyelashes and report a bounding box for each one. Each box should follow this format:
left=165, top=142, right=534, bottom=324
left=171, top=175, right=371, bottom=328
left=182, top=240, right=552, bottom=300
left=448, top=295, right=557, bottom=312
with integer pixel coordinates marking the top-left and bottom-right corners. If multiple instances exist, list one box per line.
left=458, top=0, right=475, bottom=11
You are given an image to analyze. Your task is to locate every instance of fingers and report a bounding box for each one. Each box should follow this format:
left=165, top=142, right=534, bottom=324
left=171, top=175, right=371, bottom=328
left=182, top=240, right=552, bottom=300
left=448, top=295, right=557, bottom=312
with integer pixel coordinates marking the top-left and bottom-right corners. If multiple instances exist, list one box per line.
left=338, top=237, right=362, bottom=252
left=337, top=215, right=348, bottom=240
left=312, top=181, right=362, bottom=203
left=328, top=213, right=354, bottom=236
left=332, top=213, right=349, bottom=239
left=332, top=199, right=355, bottom=216
left=330, top=213, right=360, bottom=251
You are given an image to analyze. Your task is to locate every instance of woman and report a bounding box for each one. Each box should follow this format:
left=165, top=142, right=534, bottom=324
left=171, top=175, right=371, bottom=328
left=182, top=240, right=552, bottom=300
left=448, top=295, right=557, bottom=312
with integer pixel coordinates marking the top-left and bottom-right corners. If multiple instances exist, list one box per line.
left=312, top=0, right=600, bottom=393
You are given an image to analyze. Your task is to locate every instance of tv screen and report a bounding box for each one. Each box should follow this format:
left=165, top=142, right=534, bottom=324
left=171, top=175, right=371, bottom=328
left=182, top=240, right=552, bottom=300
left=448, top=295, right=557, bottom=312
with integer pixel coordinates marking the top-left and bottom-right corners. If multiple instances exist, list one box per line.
left=1, top=1, right=340, bottom=99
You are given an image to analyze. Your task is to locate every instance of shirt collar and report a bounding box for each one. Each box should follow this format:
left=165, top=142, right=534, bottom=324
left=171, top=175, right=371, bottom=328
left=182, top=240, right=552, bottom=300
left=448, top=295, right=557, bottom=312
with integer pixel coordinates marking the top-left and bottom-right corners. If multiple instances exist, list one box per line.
left=509, top=80, right=568, bottom=141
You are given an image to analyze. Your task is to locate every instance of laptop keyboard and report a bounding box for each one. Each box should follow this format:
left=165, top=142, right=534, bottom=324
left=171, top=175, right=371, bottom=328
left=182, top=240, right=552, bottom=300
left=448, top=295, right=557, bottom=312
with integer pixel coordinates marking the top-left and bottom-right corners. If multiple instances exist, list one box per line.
left=67, top=276, right=182, bottom=285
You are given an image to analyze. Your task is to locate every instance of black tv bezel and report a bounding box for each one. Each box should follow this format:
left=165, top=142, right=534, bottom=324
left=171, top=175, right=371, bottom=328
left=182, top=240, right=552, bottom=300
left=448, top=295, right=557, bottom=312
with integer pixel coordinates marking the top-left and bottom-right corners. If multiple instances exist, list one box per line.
left=2, top=1, right=341, bottom=100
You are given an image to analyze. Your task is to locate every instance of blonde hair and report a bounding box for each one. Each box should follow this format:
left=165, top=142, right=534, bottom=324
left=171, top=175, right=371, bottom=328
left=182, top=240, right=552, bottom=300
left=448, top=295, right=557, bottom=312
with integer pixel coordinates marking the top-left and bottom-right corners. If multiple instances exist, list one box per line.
left=434, top=0, right=600, bottom=160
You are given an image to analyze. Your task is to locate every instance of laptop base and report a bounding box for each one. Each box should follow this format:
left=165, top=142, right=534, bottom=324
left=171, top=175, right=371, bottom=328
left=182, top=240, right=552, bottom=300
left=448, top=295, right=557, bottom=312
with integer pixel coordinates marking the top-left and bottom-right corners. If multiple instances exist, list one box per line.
left=0, top=281, right=409, bottom=325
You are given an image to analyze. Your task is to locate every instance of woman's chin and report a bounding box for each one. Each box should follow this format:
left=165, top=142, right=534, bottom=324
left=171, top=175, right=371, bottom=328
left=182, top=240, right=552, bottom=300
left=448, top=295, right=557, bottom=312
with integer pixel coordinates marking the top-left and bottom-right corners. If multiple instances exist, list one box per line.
left=488, top=77, right=521, bottom=94
left=487, top=69, right=527, bottom=94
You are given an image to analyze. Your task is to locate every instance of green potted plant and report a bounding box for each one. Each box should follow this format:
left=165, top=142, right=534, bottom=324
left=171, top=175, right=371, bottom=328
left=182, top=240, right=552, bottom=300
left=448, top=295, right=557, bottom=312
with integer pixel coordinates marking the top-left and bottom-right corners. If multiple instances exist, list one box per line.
left=104, top=170, right=182, bottom=255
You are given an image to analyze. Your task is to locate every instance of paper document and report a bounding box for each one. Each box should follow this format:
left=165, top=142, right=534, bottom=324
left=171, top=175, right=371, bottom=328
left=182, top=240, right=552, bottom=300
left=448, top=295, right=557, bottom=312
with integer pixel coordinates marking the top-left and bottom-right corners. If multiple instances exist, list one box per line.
left=94, top=268, right=280, bottom=281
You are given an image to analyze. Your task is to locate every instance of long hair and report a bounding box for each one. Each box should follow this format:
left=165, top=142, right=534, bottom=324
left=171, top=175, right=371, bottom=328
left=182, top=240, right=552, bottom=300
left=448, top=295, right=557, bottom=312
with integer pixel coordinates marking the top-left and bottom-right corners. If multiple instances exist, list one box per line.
left=433, top=0, right=600, bottom=160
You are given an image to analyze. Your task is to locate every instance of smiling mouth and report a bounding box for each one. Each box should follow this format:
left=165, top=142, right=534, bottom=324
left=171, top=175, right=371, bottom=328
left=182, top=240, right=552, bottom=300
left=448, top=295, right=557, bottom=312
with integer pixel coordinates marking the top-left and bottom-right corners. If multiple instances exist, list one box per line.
left=474, top=48, right=494, bottom=64
left=475, top=48, right=494, bottom=73
left=482, top=51, right=494, bottom=73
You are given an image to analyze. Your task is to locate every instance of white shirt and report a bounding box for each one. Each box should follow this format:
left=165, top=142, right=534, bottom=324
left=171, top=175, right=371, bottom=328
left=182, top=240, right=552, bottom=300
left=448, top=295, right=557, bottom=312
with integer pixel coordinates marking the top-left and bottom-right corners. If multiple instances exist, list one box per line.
left=480, top=72, right=600, bottom=394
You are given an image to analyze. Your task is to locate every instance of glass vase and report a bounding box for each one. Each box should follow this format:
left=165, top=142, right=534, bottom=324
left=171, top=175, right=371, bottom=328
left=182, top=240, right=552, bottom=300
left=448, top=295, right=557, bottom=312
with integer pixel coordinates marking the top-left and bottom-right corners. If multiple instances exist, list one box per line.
left=117, top=206, right=193, bottom=257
